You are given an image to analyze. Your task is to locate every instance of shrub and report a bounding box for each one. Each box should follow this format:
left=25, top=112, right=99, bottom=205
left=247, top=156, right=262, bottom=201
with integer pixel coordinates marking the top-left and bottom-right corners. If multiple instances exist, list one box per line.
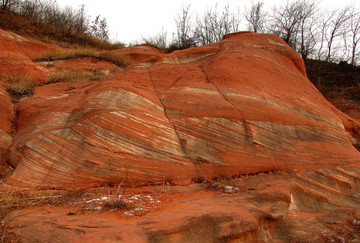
left=0, top=2, right=123, bottom=50
left=140, top=28, right=168, bottom=50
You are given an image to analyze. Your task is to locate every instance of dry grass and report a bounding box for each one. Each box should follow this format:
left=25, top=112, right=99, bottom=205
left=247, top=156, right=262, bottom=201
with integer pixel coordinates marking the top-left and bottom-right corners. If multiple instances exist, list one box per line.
left=46, top=69, right=112, bottom=84
left=5, top=75, right=36, bottom=98
left=102, top=198, right=130, bottom=211
left=36, top=48, right=99, bottom=61
left=102, top=182, right=130, bottom=211
left=0, top=190, right=76, bottom=242
left=0, top=187, right=130, bottom=241
left=4, top=68, right=115, bottom=99
left=0, top=193, right=22, bottom=219
left=97, top=51, right=132, bottom=68
left=0, top=192, right=60, bottom=216
left=0, top=10, right=124, bottom=50
left=0, top=190, right=52, bottom=241
left=35, top=48, right=132, bottom=68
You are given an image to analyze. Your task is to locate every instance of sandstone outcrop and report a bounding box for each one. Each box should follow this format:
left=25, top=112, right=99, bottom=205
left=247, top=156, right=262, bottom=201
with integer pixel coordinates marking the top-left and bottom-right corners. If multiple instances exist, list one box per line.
left=1, top=30, right=360, bottom=189
left=1, top=29, right=360, bottom=242
left=0, top=29, right=58, bottom=83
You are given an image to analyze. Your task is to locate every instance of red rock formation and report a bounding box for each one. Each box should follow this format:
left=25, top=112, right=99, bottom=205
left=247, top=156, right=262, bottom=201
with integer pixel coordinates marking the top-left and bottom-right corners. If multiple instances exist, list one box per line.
left=1, top=31, right=359, bottom=190
left=0, top=82, right=13, bottom=167
left=1, top=29, right=360, bottom=242
left=0, top=29, right=59, bottom=83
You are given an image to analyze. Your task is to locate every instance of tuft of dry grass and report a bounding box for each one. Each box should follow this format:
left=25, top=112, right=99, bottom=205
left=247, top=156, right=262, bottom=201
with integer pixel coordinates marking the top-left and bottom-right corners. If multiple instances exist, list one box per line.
left=46, top=69, right=112, bottom=84
left=97, top=51, right=132, bottom=68
left=36, top=48, right=98, bottom=61
left=102, top=198, right=130, bottom=211
left=5, top=75, right=36, bottom=98
left=3, top=67, right=115, bottom=99
left=0, top=192, right=60, bottom=216
left=35, top=48, right=132, bottom=68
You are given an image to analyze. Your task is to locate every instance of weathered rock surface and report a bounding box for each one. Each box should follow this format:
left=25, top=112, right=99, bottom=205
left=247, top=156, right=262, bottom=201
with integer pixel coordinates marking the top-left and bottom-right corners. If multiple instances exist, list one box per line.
left=4, top=166, right=360, bottom=242
left=1, top=31, right=359, bottom=190
left=0, top=81, right=12, bottom=170
left=0, top=29, right=360, bottom=242
left=0, top=29, right=58, bottom=83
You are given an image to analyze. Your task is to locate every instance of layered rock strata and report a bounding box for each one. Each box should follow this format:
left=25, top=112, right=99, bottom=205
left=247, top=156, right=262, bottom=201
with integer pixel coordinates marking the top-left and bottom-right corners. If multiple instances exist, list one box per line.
left=0, top=30, right=359, bottom=190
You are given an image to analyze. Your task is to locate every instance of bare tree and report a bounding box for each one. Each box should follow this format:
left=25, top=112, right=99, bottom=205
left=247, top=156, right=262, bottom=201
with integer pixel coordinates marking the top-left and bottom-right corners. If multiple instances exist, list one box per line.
left=323, top=7, right=351, bottom=62
left=172, top=5, right=195, bottom=49
left=90, top=15, right=109, bottom=40
left=0, top=0, right=17, bottom=10
left=269, top=1, right=303, bottom=48
left=349, top=10, right=360, bottom=65
left=73, top=4, right=89, bottom=34
left=220, top=5, right=241, bottom=37
left=19, top=0, right=40, bottom=18
left=296, top=1, right=319, bottom=59
left=297, top=21, right=319, bottom=60
left=194, top=4, right=241, bottom=45
left=41, top=1, right=64, bottom=29
left=1, top=0, right=9, bottom=10
left=316, top=12, right=332, bottom=60
left=269, top=0, right=320, bottom=59
left=244, top=1, right=267, bottom=33
left=141, top=28, right=168, bottom=49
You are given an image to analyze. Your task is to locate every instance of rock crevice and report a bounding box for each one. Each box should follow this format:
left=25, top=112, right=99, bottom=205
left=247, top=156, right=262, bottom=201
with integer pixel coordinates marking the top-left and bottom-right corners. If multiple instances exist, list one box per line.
left=147, top=67, right=201, bottom=178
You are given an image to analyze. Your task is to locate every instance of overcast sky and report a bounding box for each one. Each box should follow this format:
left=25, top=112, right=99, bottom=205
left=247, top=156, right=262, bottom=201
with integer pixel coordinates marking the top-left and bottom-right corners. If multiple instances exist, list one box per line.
left=56, top=0, right=358, bottom=44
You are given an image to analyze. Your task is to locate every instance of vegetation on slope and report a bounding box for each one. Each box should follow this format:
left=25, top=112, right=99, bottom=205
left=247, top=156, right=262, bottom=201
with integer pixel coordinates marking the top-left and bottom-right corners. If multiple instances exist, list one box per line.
left=0, top=1, right=132, bottom=99
left=306, top=60, right=360, bottom=106
left=0, top=0, right=122, bottom=49
left=34, top=48, right=131, bottom=68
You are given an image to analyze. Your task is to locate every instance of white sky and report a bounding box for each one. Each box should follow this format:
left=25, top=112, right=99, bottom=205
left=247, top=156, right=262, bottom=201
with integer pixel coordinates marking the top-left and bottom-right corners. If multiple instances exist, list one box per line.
left=56, top=0, right=358, bottom=44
